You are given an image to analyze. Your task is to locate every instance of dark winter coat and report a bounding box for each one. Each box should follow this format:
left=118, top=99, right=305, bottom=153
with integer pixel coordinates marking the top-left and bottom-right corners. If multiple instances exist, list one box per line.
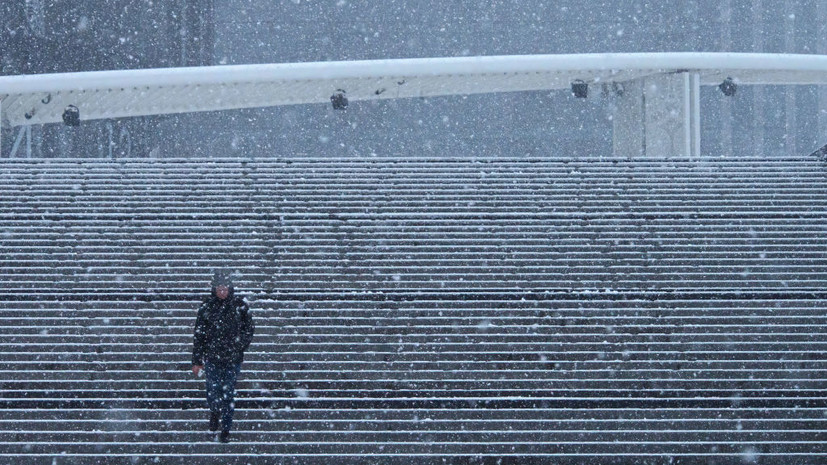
left=192, top=287, right=254, bottom=366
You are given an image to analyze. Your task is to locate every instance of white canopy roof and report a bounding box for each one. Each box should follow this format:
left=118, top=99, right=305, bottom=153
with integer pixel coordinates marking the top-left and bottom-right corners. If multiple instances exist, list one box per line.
left=1, top=52, right=826, bottom=128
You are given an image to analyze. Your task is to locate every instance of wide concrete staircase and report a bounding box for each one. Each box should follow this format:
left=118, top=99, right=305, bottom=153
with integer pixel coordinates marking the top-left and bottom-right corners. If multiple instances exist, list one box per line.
left=0, top=157, right=825, bottom=464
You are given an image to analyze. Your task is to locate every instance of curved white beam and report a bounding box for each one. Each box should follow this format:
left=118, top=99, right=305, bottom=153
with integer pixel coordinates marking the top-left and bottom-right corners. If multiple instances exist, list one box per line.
left=1, top=52, right=826, bottom=127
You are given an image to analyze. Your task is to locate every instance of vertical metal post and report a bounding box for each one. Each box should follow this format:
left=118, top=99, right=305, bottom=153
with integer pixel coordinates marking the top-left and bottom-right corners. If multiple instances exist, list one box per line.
left=751, top=0, right=765, bottom=156
left=98, top=125, right=105, bottom=158
left=818, top=0, right=827, bottom=141
left=33, top=125, right=41, bottom=159
left=25, top=126, right=32, bottom=159
left=0, top=98, right=3, bottom=158
left=119, top=127, right=132, bottom=158
left=719, top=0, right=733, bottom=157
left=181, top=0, right=190, bottom=66
left=201, top=0, right=216, bottom=66
left=784, top=0, right=797, bottom=157
left=690, top=73, right=702, bottom=159
left=107, top=122, right=114, bottom=159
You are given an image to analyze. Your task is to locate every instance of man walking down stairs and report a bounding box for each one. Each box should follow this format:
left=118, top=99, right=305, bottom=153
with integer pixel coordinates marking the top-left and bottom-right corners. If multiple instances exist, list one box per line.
left=191, top=270, right=255, bottom=443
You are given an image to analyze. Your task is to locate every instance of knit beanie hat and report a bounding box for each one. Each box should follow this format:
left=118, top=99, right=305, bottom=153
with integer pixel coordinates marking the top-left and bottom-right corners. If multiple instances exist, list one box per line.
left=211, top=269, right=234, bottom=289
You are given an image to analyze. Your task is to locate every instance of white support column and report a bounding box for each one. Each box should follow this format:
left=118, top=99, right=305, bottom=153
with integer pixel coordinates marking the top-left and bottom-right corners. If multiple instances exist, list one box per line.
left=612, top=79, right=645, bottom=158
left=613, top=72, right=701, bottom=159
left=689, top=73, right=701, bottom=159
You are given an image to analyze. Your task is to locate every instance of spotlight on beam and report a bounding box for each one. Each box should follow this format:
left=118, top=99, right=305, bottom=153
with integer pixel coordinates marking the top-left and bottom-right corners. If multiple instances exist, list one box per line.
left=719, top=77, right=737, bottom=97
left=62, top=105, right=80, bottom=126
left=571, top=80, right=589, bottom=99
left=330, top=90, right=348, bottom=110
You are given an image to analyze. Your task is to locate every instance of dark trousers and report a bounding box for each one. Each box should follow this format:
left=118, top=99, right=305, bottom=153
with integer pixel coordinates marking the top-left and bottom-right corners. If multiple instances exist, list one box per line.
left=204, top=360, right=242, bottom=432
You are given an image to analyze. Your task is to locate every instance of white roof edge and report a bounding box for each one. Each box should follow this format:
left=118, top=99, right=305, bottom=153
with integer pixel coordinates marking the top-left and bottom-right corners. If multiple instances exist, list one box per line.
left=1, top=53, right=826, bottom=128
left=2, top=53, right=826, bottom=95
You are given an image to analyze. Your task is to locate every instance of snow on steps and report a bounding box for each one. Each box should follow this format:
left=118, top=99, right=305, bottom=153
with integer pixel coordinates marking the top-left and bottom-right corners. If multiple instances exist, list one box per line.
left=0, top=157, right=825, bottom=463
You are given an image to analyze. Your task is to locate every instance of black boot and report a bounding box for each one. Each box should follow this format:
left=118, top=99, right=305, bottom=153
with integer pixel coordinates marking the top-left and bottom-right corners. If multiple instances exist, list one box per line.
left=209, top=412, right=219, bottom=432
left=219, top=430, right=231, bottom=443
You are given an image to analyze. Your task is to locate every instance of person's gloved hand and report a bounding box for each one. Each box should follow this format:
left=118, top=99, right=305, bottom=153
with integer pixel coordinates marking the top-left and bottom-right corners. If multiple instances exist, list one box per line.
left=192, top=365, right=204, bottom=376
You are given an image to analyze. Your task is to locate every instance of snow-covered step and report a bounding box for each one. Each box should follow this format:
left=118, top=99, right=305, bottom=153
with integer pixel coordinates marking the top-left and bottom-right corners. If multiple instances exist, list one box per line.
left=0, top=157, right=825, bottom=462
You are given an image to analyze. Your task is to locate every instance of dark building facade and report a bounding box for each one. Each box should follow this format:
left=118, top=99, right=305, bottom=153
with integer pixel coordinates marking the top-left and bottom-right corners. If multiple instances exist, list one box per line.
left=2, top=0, right=826, bottom=159
left=0, top=0, right=215, bottom=158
